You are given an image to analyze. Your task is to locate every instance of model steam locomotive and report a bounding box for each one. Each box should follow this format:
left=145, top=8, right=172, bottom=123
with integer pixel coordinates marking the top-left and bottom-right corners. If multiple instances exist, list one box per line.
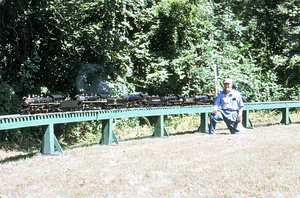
left=20, top=93, right=216, bottom=114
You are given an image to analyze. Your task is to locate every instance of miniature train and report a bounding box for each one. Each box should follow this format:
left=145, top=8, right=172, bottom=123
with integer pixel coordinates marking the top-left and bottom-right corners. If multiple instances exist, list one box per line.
left=20, top=93, right=216, bottom=114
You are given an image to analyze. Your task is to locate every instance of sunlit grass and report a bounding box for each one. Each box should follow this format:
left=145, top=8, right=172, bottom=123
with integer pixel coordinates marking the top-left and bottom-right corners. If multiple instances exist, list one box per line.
left=1, top=123, right=300, bottom=197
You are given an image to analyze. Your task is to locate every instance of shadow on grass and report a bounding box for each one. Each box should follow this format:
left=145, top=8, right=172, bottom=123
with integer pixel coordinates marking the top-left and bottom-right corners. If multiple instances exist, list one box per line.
left=0, top=151, right=38, bottom=164
left=120, top=130, right=201, bottom=141
left=66, top=130, right=203, bottom=148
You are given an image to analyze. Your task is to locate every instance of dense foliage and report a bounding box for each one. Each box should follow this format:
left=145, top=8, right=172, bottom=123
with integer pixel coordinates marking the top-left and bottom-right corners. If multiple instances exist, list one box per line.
left=2, top=0, right=299, bottom=112
left=1, top=0, right=300, bottom=149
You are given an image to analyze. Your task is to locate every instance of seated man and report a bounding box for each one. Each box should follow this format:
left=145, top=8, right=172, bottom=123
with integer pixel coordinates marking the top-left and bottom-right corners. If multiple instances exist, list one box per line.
left=208, top=78, right=244, bottom=135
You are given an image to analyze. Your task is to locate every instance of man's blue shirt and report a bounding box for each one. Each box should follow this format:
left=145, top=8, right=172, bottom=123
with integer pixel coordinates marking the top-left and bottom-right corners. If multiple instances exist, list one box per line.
left=214, top=89, right=244, bottom=110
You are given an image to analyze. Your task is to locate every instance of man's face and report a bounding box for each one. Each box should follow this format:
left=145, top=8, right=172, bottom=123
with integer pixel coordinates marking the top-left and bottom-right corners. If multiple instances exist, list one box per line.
left=224, top=83, right=232, bottom=94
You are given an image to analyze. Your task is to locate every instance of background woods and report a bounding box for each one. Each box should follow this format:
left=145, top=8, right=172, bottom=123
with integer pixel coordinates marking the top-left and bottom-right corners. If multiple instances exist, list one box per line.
left=1, top=0, right=300, bottom=149
left=2, top=0, right=299, bottom=113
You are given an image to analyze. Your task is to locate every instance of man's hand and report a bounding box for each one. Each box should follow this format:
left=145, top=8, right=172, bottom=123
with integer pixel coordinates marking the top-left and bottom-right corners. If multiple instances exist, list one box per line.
left=236, top=115, right=242, bottom=123
left=211, top=110, right=217, bottom=116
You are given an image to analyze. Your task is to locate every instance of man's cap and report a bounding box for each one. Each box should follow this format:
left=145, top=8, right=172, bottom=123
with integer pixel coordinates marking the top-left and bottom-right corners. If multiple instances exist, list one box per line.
left=223, top=78, right=232, bottom=84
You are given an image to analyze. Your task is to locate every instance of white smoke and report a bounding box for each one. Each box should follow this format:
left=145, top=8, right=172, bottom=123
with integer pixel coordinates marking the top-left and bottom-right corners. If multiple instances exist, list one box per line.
left=76, top=63, right=111, bottom=94
left=76, top=63, right=128, bottom=95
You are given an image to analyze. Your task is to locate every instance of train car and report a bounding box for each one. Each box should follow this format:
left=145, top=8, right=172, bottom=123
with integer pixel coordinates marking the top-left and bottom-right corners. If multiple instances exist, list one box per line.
left=127, top=94, right=148, bottom=108
left=184, top=94, right=216, bottom=106
left=20, top=92, right=217, bottom=114
left=76, top=95, right=107, bottom=110
left=21, top=95, right=64, bottom=114
left=147, top=95, right=163, bottom=107
left=99, top=94, right=129, bottom=109
left=163, top=94, right=185, bottom=106
left=194, top=94, right=216, bottom=105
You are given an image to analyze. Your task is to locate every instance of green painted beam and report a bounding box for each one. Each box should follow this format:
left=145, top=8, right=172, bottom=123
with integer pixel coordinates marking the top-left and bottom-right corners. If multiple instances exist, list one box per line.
left=242, top=109, right=254, bottom=129
left=0, top=106, right=213, bottom=130
left=100, top=118, right=119, bottom=145
left=1, top=102, right=299, bottom=131
left=41, top=124, right=64, bottom=155
left=1, top=101, right=300, bottom=155
left=280, top=108, right=292, bottom=125
left=243, top=101, right=300, bottom=110
left=199, top=112, right=209, bottom=133
left=153, top=115, right=169, bottom=137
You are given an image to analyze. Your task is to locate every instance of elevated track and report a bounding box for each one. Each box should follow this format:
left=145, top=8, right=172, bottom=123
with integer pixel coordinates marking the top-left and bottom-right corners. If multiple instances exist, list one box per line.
left=1, top=101, right=300, bottom=155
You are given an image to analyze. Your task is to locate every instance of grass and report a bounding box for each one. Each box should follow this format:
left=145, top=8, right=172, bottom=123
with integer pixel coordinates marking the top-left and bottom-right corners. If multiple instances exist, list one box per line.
left=1, top=110, right=300, bottom=197
left=1, top=123, right=300, bottom=197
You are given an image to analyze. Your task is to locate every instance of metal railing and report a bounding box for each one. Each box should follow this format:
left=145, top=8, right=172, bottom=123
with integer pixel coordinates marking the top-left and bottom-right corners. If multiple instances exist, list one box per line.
left=1, top=101, right=300, bottom=155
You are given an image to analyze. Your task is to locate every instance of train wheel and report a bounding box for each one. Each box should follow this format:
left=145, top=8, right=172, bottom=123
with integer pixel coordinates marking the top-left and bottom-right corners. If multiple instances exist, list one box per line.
left=97, top=104, right=102, bottom=110
left=21, top=109, right=30, bottom=115
left=78, top=103, right=84, bottom=111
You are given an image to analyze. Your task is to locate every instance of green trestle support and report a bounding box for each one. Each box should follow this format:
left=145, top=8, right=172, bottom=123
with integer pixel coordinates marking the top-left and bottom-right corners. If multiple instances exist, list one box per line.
left=199, top=112, right=209, bottom=133
left=242, top=110, right=254, bottom=129
left=242, top=107, right=292, bottom=128
left=42, top=124, right=64, bottom=155
left=100, top=119, right=119, bottom=145
left=153, top=115, right=169, bottom=137
left=280, top=108, right=292, bottom=125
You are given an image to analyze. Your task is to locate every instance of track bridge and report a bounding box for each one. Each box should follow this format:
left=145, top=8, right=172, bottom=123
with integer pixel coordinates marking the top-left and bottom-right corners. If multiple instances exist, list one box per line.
left=0, top=101, right=300, bottom=155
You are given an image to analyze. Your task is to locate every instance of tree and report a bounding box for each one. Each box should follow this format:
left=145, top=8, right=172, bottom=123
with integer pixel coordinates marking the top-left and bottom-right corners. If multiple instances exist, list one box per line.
left=214, top=0, right=300, bottom=100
